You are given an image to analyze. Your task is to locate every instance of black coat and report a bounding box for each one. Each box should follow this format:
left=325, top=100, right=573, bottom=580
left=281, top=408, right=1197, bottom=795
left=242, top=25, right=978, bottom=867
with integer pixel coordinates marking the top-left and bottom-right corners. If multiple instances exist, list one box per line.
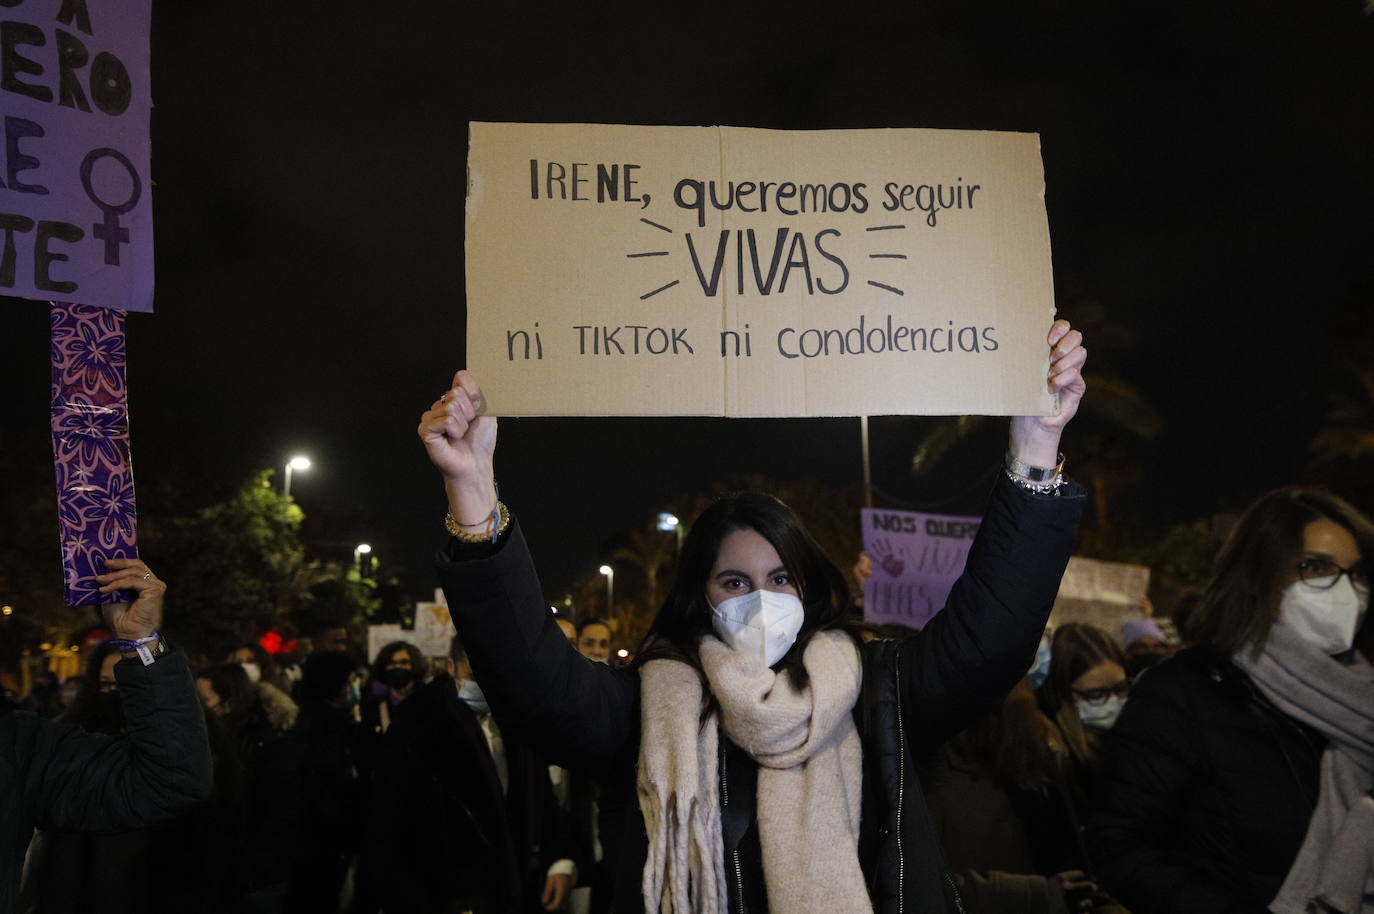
left=366, top=675, right=574, bottom=914
left=0, top=650, right=213, bottom=914
left=1088, top=647, right=1326, bottom=914
left=439, top=474, right=1084, bottom=914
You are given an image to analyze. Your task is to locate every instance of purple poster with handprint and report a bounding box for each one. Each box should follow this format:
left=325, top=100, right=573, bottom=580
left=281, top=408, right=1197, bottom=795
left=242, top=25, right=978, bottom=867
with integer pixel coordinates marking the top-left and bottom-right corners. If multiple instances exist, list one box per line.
left=860, top=507, right=980, bottom=630
left=50, top=302, right=138, bottom=605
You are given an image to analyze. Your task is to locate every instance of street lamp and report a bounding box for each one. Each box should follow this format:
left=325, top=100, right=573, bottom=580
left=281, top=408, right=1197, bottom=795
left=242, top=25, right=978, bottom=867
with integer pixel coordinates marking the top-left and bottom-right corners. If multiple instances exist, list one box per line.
left=599, top=564, right=614, bottom=614
left=354, top=543, right=373, bottom=578
left=657, top=512, right=684, bottom=552
left=283, top=455, right=311, bottom=499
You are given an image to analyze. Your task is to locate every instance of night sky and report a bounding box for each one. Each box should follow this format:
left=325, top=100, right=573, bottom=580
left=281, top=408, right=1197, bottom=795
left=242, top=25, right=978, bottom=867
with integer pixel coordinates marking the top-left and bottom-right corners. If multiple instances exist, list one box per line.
left=3, top=0, right=1372, bottom=603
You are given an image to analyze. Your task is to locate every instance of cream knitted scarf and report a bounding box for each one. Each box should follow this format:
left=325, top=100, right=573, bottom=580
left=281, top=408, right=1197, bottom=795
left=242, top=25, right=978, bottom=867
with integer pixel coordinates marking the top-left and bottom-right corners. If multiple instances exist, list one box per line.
left=638, top=630, right=871, bottom=914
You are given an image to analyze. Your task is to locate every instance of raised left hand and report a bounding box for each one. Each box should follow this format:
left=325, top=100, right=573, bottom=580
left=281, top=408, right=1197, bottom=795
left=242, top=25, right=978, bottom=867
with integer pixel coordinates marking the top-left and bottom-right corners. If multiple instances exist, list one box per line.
left=1008, top=319, right=1086, bottom=467
left=94, top=558, right=165, bottom=640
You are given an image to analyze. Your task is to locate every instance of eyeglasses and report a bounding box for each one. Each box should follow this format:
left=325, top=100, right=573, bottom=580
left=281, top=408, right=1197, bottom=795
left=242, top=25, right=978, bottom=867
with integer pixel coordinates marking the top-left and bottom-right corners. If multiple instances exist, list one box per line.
left=1295, top=557, right=1368, bottom=592
left=1072, top=680, right=1130, bottom=705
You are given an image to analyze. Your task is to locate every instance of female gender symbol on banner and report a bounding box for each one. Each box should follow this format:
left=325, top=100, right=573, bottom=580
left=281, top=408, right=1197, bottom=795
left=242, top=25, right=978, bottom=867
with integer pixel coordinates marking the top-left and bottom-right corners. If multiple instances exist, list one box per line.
left=81, top=147, right=141, bottom=267
left=49, top=301, right=139, bottom=605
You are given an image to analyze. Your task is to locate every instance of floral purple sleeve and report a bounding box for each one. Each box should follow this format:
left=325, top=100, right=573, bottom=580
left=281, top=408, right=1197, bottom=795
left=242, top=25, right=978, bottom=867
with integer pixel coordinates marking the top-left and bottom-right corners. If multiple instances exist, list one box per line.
left=49, top=302, right=138, bottom=606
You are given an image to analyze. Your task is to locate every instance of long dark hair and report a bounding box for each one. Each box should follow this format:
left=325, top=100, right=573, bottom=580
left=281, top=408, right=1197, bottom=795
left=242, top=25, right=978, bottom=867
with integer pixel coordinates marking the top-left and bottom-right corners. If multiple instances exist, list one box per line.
left=951, top=676, right=1061, bottom=792
left=635, top=492, right=857, bottom=691
left=1038, top=623, right=1127, bottom=767
left=1184, top=487, right=1374, bottom=658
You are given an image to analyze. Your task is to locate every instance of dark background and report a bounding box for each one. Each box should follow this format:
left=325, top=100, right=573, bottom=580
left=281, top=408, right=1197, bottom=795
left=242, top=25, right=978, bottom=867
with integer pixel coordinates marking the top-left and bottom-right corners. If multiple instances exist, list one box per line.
left=3, top=0, right=1372, bottom=605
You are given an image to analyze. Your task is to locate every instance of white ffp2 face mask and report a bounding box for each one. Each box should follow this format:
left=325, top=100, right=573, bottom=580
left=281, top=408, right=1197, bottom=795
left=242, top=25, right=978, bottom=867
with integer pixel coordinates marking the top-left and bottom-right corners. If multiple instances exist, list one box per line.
left=1078, top=694, right=1126, bottom=731
left=709, top=589, right=806, bottom=668
left=1278, top=577, right=1368, bottom=656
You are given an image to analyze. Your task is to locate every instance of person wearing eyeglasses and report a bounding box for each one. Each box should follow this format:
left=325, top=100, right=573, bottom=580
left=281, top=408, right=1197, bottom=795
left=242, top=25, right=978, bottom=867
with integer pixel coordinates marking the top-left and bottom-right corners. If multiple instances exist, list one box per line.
left=1036, top=624, right=1132, bottom=824
left=1090, top=489, right=1373, bottom=914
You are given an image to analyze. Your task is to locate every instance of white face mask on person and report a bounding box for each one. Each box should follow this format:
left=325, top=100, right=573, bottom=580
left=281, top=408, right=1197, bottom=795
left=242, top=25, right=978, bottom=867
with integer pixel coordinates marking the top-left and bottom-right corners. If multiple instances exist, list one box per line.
left=238, top=662, right=262, bottom=684
left=709, top=589, right=805, bottom=668
left=457, top=678, right=490, bottom=715
left=1077, top=694, right=1126, bottom=730
left=1278, top=576, right=1368, bottom=656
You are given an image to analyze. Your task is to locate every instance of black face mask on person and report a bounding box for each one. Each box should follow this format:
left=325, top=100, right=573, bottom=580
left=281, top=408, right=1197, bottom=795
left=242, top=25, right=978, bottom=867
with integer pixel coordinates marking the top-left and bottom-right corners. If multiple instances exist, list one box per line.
left=382, top=667, right=417, bottom=690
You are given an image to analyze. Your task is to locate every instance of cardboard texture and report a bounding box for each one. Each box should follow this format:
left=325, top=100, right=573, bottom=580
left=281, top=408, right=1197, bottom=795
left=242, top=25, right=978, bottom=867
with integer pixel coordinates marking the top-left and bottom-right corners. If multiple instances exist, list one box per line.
left=1050, top=556, right=1152, bottom=636
left=466, top=122, right=1058, bottom=417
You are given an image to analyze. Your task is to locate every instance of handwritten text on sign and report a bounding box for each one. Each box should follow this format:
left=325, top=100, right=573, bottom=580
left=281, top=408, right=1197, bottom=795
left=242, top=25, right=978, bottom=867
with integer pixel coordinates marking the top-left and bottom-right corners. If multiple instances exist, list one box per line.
left=0, top=0, right=152, bottom=311
left=466, top=123, right=1058, bottom=418
left=861, top=507, right=980, bottom=630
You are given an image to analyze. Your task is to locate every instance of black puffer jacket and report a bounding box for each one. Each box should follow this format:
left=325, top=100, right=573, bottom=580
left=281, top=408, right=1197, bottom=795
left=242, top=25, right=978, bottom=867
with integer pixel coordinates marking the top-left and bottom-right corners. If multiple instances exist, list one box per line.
left=1, top=650, right=212, bottom=913
left=439, top=474, right=1084, bottom=913
left=1088, top=647, right=1325, bottom=914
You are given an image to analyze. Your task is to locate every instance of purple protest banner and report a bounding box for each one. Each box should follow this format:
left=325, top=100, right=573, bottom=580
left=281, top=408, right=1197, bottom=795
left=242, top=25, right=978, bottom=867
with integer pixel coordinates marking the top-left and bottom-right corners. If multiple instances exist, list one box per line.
left=0, top=1, right=153, bottom=312
left=860, top=507, right=981, bottom=630
left=49, top=302, right=138, bottom=605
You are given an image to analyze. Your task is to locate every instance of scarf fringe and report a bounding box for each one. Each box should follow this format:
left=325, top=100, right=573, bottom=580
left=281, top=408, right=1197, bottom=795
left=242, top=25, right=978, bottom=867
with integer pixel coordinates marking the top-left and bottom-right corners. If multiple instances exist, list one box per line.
left=638, top=632, right=870, bottom=914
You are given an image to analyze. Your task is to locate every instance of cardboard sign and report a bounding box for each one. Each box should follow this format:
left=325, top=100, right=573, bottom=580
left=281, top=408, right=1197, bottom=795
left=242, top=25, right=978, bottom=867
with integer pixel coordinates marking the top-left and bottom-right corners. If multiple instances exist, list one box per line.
left=49, top=301, right=138, bottom=604
left=0, top=1, right=153, bottom=311
left=860, top=506, right=980, bottom=630
left=1050, top=556, right=1151, bottom=636
left=412, top=602, right=457, bottom=658
left=366, top=623, right=405, bottom=664
left=466, top=122, right=1057, bottom=418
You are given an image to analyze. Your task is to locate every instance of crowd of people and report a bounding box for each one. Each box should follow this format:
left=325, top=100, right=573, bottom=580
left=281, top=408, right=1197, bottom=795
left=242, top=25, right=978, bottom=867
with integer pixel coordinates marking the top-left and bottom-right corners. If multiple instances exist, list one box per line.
left=4, top=320, right=1371, bottom=913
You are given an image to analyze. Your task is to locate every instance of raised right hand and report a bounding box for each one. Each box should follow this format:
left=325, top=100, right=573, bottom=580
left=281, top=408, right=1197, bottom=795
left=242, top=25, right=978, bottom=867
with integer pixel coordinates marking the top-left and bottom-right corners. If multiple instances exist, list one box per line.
left=417, top=370, right=499, bottom=525
left=95, top=558, right=166, bottom=640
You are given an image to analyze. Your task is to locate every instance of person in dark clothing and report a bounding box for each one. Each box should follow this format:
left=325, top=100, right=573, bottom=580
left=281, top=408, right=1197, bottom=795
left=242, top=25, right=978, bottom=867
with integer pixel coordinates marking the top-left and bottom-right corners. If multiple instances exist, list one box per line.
left=0, top=559, right=213, bottom=914
left=926, top=676, right=1126, bottom=914
left=1037, top=623, right=1131, bottom=821
left=197, top=663, right=305, bottom=913
left=366, top=633, right=575, bottom=913
left=23, top=641, right=247, bottom=914
left=1090, top=488, right=1374, bottom=914
left=361, top=640, right=427, bottom=738
left=414, top=320, right=1088, bottom=914
left=288, top=650, right=365, bottom=913
left=21, top=671, right=64, bottom=719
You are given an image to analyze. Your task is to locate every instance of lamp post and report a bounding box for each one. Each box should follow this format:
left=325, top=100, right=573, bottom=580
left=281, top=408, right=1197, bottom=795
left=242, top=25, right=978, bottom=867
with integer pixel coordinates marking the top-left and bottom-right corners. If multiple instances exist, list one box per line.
left=599, top=564, right=614, bottom=614
left=354, top=543, right=373, bottom=579
left=283, top=455, right=311, bottom=499
left=656, top=512, right=683, bottom=552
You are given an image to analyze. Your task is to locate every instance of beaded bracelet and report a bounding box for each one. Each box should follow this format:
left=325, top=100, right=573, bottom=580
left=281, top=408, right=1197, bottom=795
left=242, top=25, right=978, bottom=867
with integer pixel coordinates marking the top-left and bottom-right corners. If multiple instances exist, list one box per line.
left=445, top=500, right=511, bottom=544
left=1004, top=451, right=1066, bottom=495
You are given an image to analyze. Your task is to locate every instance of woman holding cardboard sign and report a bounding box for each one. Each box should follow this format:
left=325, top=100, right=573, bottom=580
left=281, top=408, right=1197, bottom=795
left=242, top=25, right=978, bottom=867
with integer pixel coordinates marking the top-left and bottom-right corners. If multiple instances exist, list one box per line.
left=418, top=320, right=1087, bottom=914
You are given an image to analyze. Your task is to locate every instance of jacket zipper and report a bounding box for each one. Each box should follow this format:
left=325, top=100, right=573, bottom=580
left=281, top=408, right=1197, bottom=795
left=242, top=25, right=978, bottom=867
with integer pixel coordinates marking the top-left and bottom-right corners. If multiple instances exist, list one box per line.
left=893, top=648, right=964, bottom=914
left=720, top=740, right=745, bottom=914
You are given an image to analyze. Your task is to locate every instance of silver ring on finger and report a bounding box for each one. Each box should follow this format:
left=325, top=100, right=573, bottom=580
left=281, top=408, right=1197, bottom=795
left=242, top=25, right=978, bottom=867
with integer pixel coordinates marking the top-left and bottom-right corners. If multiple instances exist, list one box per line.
left=142, top=571, right=151, bottom=581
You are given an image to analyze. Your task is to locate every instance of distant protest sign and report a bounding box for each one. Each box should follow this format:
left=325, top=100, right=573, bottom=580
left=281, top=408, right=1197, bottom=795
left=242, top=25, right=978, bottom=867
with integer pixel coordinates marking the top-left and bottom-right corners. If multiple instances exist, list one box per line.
left=861, top=507, right=980, bottom=630
left=466, top=122, right=1057, bottom=418
left=1051, top=556, right=1151, bottom=635
left=0, top=0, right=152, bottom=311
